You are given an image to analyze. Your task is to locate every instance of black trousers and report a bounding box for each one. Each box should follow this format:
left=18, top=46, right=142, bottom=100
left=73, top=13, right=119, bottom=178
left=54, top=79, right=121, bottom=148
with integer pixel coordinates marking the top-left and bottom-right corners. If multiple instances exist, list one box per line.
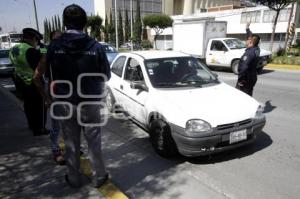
left=236, top=81, right=256, bottom=97
left=21, top=82, right=46, bottom=135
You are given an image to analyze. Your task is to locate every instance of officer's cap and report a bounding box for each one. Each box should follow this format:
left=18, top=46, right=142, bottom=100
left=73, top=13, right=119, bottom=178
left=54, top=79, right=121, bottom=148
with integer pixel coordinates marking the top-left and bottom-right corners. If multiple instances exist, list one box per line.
left=22, top=28, right=43, bottom=40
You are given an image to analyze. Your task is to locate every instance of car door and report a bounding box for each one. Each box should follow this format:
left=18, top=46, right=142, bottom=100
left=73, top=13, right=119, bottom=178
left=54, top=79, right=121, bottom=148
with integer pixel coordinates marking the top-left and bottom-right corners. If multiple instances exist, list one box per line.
left=109, top=55, right=127, bottom=105
left=122, top=56, right=149, bottom=124
left=206, top=40, right=228, bottom=66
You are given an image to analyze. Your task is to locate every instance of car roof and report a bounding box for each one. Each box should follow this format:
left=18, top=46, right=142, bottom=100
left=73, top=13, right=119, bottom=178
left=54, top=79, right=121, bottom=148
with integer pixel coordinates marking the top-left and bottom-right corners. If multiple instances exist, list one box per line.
left=120, top=50, right=191, bottom=60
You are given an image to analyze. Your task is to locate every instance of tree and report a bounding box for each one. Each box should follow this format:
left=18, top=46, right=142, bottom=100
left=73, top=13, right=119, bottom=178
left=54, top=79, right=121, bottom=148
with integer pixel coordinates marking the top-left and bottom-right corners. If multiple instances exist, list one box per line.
left=118, top=9, right=124, bottom=45
left=43, top=19, right=49, bottom=43
left=124, top=10, right=129, bottom=42
left=57, top=15, right=62, bottom=31
left=54, top=16, right=58, bottom=31
left=252, top=0, right=299, bottom=52
left=102, top=14, right=109, bottom=42
left=109, top=10, right=115, bottom=44
left=133, top=0, right=142, bottom=45
left=87, top=15, right=103, bottom=40
left=143, top=14, right=173, bottom=49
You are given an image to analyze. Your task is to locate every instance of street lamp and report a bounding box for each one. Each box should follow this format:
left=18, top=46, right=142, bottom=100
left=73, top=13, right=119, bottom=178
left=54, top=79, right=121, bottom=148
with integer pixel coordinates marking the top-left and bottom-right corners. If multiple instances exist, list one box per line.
left=114, top=0, right=119, bottom=50
left=32, top=0, right=39, bottom=31
left=130, top=0, right=133, bottom=51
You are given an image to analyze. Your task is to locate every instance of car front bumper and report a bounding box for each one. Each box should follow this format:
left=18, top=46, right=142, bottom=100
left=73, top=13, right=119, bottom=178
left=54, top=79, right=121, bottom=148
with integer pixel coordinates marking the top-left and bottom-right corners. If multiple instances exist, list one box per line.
left=170, top=118, right=266, bottom=157
left=0, top=66, right=15, bottom=75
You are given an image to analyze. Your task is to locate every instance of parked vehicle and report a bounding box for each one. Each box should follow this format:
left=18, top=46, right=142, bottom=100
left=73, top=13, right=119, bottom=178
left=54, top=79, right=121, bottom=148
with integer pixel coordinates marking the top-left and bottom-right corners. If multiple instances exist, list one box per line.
left=106, top=51, right=266, bottom=157
left=0, top=49, right=14, bottom=75
left=99, top=42, right=118, bottom=64
left=0, top=33, right=22, bottom=49
left=172, top=19, right=272, bottom=74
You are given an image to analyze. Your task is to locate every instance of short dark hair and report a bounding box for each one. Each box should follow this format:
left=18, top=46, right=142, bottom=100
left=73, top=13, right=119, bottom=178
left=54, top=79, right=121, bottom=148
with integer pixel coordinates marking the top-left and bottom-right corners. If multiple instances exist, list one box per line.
left=50, top=30, right=61, bottom=41
left=63, top=4, right=87, bottom=30
left=252, top=34, right=260, bottom=46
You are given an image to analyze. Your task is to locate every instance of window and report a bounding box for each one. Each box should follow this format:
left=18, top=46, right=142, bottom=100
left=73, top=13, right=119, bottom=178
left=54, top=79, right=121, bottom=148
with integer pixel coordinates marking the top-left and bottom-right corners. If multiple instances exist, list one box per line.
left=111, top=56, right=126, bottom=77
left=263, top=10, right=277, bottom=23
left=210, top=41, right=227, bottom=51
left=124, top=58, right=144, bottom=82
left=241, top=11, right=261, bottom=23
left=1, top=36, right=8, bottom=42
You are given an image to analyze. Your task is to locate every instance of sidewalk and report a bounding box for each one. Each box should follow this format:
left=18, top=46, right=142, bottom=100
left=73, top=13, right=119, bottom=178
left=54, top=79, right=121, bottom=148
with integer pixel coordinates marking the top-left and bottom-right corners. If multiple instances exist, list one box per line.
left=0, top=86, right=106, bottom=199
left=266, top=63, right=300, bottom=71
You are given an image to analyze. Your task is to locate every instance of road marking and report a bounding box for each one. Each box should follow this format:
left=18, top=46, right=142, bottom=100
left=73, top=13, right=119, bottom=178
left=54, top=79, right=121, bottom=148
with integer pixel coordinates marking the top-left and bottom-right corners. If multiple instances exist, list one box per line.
left=60, top=142, right=128, bottom=199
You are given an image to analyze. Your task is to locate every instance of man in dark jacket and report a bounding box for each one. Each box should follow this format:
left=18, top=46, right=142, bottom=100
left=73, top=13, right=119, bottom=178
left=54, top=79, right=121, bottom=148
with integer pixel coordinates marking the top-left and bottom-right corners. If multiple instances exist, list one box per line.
left=236, top=22, right=260, bottom=96
left=34, top=4, right=111, bottom=188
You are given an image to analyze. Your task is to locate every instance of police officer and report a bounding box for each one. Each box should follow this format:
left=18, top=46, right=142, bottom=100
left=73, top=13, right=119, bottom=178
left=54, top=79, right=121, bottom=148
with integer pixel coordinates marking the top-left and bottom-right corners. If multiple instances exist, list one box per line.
left=9, top=28, right=48, bottom=136
left=236, top=22, right=261, bottom=96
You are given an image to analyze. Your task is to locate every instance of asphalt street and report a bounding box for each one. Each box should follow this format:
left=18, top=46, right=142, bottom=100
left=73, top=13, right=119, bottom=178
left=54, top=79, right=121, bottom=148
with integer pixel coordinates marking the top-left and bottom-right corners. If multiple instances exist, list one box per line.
left=0, top=69, right=299, bottom=199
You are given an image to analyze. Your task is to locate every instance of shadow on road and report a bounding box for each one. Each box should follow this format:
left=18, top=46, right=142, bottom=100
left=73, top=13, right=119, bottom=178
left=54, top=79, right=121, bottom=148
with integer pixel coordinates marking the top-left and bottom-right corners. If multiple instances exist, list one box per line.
left=258, top=69, right=275, bottom=75
left=186, top=131, right=272, bottom=165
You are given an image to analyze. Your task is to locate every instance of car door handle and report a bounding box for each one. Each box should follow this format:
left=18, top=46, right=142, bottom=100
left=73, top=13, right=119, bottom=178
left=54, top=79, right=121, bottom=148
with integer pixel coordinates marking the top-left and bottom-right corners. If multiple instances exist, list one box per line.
left=120, top=85, right=123, bottom=90
left=209, top=53, right=212, bottom=55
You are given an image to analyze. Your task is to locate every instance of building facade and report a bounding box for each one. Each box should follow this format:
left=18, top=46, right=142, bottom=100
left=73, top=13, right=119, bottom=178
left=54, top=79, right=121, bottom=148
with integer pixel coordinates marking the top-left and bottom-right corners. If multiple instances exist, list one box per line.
left=155, top=3, right=300, bottom=52
left=94, top=0, right=162, bottom=22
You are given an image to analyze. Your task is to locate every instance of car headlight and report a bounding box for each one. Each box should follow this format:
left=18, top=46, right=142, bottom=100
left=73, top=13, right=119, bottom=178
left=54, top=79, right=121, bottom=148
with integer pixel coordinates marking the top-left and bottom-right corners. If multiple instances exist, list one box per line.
left=255, top=105, right=265, bottom=119
left=185, top=119, right=212, bottom=134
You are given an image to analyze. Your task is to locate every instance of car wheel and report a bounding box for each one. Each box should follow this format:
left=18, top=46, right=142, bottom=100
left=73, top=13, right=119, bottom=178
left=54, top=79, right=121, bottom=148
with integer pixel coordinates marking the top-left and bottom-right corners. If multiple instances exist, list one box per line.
left=231, top=60, right=240, bottom=75
left=105, top=88, right=115, bottom=113
left=257, top=67, right=264, bottom=74
left=150, top=119, right=178, bottom=158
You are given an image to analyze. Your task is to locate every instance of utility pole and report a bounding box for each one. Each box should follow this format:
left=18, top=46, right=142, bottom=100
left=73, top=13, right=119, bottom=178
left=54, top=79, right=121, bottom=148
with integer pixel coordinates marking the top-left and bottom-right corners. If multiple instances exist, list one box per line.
left=115, top=0, right=119, bottom=50
left=33, top=0, right=39, bottom=31
left=130, top=0, right=133, bottom=51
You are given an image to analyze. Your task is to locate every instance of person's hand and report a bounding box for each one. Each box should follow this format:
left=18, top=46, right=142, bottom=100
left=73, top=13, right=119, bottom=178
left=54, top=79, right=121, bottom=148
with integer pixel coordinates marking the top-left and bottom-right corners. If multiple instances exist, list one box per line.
left=246, top=22, right=251, bottom=29
left=45, top=97, right=52, bottom=108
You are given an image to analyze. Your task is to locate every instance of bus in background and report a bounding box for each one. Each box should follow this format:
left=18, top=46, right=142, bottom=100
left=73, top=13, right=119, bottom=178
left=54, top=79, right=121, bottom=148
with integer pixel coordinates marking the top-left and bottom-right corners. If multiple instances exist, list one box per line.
left=0, top=33, right=22, bottom=49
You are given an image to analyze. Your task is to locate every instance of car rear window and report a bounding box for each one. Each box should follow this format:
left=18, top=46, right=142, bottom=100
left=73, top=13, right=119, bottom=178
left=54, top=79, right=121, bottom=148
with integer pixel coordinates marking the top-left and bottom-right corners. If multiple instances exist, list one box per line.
left=0, top=50, right=9, bottom=58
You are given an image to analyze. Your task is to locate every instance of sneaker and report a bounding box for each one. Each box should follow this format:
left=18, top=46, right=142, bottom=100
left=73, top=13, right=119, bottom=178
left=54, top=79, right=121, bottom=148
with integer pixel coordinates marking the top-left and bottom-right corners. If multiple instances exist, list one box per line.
left=93, top=173, right=109, bottom=188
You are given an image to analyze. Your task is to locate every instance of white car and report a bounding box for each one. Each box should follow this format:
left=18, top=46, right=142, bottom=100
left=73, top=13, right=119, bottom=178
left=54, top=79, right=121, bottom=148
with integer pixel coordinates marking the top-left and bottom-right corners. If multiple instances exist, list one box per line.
left=106, top=51, right=266, bottom=157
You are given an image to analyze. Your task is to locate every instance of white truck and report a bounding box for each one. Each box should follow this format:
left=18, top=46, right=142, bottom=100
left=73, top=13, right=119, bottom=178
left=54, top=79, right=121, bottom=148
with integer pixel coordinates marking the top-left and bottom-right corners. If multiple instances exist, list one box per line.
left=173, top=19, right=272, bottom=74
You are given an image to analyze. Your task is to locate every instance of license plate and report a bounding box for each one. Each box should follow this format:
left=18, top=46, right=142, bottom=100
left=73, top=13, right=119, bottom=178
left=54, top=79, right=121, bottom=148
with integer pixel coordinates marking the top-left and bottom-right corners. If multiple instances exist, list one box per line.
left=230, top=130, right=247, bottom=144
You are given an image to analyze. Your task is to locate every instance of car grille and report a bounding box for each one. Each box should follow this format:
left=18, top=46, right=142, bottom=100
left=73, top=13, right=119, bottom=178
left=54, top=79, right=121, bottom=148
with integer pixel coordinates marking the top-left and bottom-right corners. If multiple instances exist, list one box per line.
left=216, top=119, right=252, bottom=131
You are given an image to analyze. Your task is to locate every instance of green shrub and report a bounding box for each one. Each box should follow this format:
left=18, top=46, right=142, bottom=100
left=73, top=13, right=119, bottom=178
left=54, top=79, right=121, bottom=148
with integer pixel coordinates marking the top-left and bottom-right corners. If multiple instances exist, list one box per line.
left=141, top=40, right=153, bottom=49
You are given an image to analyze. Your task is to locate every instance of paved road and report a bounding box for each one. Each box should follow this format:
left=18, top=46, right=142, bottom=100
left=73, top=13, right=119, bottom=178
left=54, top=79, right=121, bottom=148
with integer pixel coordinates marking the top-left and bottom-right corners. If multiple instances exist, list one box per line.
left=1, top=69, right=299, bottom=199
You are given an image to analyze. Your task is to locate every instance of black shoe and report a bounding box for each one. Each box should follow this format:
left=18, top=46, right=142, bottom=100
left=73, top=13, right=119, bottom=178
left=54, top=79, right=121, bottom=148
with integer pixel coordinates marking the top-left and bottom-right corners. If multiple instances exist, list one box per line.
left=93, top=173, right=109, bottom=188
left=65, top=175, right=81, bottom=188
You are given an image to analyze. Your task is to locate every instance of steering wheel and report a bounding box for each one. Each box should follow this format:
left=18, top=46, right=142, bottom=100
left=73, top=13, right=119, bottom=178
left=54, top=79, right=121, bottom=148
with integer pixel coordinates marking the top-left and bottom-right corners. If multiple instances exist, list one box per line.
left=180, top=73, right=198, bottom=82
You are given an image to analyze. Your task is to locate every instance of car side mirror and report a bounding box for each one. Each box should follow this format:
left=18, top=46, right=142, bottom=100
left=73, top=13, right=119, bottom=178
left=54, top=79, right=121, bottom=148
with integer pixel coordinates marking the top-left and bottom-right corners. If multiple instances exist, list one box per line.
left=130, top=82, right=149, bottom=92
left=212, top=72, right=219, bottom=78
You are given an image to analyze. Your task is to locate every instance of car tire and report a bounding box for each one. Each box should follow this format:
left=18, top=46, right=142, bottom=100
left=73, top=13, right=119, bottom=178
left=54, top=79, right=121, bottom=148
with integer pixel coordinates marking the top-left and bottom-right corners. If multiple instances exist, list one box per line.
left=105, top=88, right=115, bottom=113
left=257, top=67, right=264, bottom=74
left=150, top=119, right=178, bottom=158
left=231, top=60, right=240, bottom=75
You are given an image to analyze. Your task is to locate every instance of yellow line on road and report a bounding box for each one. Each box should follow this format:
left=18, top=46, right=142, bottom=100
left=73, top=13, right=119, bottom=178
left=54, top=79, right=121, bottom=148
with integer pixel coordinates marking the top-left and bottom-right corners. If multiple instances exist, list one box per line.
left=80, top=157, right=129, bottom=199
left=60, top=141, right=128, bottom=199
left=266, top=64, right=300, bottom=70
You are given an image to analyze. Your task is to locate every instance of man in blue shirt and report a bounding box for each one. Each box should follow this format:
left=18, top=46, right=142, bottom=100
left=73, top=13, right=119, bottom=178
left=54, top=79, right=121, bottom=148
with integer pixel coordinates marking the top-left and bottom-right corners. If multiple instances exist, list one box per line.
left=34, top=4, right=110, bottom=188
left=236, top=22, right=261, bottom=96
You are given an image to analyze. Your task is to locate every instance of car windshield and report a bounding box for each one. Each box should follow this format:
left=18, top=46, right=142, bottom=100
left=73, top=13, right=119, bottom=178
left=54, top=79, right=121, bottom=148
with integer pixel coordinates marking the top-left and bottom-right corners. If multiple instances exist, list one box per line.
left=0, top=50, right=9, bottom=58
left=102, top=44, right=117, bottom=53
left=144, top=57, right=219, bottom=88
left=9, top=34, right=22, bottom=43
left=224, top=38, right=246, bottom=49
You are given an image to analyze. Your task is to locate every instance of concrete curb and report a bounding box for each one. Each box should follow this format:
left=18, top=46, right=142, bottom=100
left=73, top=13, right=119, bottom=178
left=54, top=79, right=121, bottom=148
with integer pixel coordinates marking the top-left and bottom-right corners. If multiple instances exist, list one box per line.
left=266, top=64, right=300, bottom=71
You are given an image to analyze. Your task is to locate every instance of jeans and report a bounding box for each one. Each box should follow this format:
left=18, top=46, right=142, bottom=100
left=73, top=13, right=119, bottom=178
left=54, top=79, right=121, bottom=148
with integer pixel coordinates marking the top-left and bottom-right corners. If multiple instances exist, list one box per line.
left=49, top=118, right=61, bottom=153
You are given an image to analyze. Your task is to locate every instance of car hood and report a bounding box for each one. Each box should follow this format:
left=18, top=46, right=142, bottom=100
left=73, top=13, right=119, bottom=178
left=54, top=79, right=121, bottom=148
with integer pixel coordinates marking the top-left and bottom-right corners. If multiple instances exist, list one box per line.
left=0, top=58, right=12, bottom=65
left=153, top=83, right=259, bottom=128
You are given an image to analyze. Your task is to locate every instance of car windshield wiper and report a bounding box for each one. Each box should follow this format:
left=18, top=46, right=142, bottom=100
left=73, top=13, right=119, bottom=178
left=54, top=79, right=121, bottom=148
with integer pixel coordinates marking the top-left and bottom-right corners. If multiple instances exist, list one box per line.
left=154, top=83, right=184, bottom=88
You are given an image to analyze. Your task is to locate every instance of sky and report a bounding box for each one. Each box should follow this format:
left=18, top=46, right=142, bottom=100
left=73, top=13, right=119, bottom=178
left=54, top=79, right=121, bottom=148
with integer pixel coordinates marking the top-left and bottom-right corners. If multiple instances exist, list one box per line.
left=0, top=0, right=94, bottom=34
